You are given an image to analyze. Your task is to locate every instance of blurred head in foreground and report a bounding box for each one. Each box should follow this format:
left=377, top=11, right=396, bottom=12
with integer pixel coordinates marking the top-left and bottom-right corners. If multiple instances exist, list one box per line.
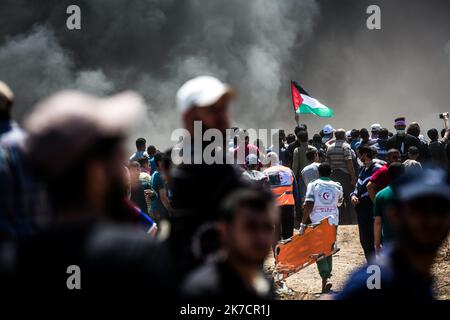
left=390, top=167, right=450, bottom=254
left=177, top=76, right=234, bottom=136
left=24, top=90, right=144, bottom=221
left=219, top=186, right=277, bottom=265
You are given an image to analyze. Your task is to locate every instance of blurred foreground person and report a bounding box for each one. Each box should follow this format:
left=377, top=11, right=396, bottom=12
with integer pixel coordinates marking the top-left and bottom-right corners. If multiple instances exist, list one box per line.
left=338, top=167, right=450, bottom=301
left=0, top=91, right=172, bottom=295
left=0, top=81, right=25, bottom=146
left=181, top=186, right=277, bottom=301
left=300, top=163, right=343, bottom=293
left=170, top=76, right=244, bottom=281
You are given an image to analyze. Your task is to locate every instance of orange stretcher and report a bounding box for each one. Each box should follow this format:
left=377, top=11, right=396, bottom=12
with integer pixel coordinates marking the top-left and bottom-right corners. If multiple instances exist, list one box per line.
left=273, top=217, right=340, bottom=282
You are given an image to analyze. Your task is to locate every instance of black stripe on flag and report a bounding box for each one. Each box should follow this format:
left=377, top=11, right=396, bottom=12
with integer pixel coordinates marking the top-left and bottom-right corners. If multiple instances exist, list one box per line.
left=291, top=81, right=310, bottom=96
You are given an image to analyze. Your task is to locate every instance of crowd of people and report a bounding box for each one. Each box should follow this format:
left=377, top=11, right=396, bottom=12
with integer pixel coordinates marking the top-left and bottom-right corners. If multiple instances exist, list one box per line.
left=0, top=76, right=450, bottom=301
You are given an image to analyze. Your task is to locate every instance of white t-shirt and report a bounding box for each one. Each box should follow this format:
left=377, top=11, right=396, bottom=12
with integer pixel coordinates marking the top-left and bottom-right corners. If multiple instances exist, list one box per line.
left=304, top=178, right=343, bottom=225
left=301, top=162, right=320, bottom=186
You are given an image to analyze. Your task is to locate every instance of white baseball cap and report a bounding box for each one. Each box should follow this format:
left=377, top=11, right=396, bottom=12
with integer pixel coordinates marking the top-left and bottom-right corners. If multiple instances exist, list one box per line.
left=371, top=123, right=381, bottom=132
left=176, top=76, right=234, bottom=114
left=266, top=152, right=279, bottom=165
left=323, top=124, right=335, bottom=135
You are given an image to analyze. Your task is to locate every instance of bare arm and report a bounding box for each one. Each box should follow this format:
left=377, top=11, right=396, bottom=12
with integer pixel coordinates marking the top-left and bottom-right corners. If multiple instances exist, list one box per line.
left=302, top=201, right=314, bottom=225
left=442, top=114, right=450, bottom=141
left=367, top=181, right=377, bottom=202
left=374, top=216, right=383, bottom=254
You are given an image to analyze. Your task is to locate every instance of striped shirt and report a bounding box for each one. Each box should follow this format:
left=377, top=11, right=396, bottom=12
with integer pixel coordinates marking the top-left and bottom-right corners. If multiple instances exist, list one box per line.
left=326, top=140, right=353, bottom=174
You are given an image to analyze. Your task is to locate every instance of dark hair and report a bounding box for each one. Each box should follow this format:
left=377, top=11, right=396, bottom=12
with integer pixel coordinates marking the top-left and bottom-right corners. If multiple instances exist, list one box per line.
left=360, top=128, right=369, bottom=140
left=335, top=129, right=346, bottom=140
left=318, top=163, right=332, bottom=177
left=137, top=156, right=149, bottom=167
left=408, top=146, right=419, bottom=155
left=147, top=145, right=156, bottom=155
left=387, top=148, right=400, bottom=156
left=357, top=144, right=373, bottom=158
left=312, top=134, right=322, bottom=144
left=427, top=128, right=438, bottom=141
left=378, top=128, right=389, bottom=139
left=221, top=185, right=274, bottom=223
left=161, top=149, right=173, bottom=171
left=297, top=130, right=309, bottom=143
left=33, top=136, right=123, bottom=209
left=441, top=128, right=446, bottom=139
left=306, top=149, right=318, bottom=162
left=407, top=123, right=420, bottom=138
left=135, top=138, right=146, bottom=149
left=388, top=162, right=404, bottom=181
left=153, top=152, right=164, bottom=169
left=286, top=133, right=296, bottom=144
left=350, top=129, right=360, bottom=140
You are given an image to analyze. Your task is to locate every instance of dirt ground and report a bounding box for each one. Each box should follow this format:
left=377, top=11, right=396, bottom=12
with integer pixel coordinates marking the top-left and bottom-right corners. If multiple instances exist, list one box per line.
left=265, top=226, right=450, bottom=300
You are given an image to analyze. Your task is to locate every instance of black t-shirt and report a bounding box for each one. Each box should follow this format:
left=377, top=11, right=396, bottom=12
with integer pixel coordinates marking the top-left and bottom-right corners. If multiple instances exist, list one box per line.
left=180, top=260, right=274, bottom=302
left=387, top=134, right=421, bottom=161
left=169, top=163, right=246, bottom=279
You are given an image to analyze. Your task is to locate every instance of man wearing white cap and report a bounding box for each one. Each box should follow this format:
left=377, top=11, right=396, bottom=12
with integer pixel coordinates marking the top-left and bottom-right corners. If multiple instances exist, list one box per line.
left=264, top=152, right=299, bottom=244
left=370, top=123, right=381, bottom=141
left=322, top=124, right=335, bottom=144
left=170, top=76, right=245, bottom=281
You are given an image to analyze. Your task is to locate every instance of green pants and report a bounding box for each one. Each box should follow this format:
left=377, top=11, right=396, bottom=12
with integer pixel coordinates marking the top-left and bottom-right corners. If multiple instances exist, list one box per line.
left=317, top=255, right=332, bottom=279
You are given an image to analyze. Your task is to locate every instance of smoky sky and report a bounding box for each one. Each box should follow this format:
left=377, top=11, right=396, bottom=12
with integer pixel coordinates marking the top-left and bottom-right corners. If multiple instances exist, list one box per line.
left=0, top=0, right=449, bottom=149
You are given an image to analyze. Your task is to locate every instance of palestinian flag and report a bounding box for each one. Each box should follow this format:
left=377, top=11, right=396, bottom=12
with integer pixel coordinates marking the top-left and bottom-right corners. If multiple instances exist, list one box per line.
left=290, top=81, right=334, bottom=117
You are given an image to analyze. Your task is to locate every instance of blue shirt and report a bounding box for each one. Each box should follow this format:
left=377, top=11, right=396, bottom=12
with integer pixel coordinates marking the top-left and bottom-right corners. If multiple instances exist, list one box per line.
left=352, top=162, right=382, bottom=199
left=150, top=171, right=169, bottom=218
left=149, top=156, right=157, bottom=173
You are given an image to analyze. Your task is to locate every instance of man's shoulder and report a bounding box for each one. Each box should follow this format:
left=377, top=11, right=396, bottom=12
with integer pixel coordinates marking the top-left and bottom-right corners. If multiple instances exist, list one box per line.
left=181, top=262, right=223, bottom=299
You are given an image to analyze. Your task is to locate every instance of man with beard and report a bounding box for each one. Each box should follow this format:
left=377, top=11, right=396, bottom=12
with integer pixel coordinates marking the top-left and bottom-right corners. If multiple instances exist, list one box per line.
left=0, top=91, right=172, bottom=296
left=180, top=186, right=277, bottom=301
left=169, top=76, right=245, bottom=282
left=337, top=167, right=450, bottom=301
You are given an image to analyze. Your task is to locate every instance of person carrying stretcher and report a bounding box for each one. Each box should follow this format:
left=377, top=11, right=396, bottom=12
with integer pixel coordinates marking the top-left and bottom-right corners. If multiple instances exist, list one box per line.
left=299, top=162, right=343, bottom=293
